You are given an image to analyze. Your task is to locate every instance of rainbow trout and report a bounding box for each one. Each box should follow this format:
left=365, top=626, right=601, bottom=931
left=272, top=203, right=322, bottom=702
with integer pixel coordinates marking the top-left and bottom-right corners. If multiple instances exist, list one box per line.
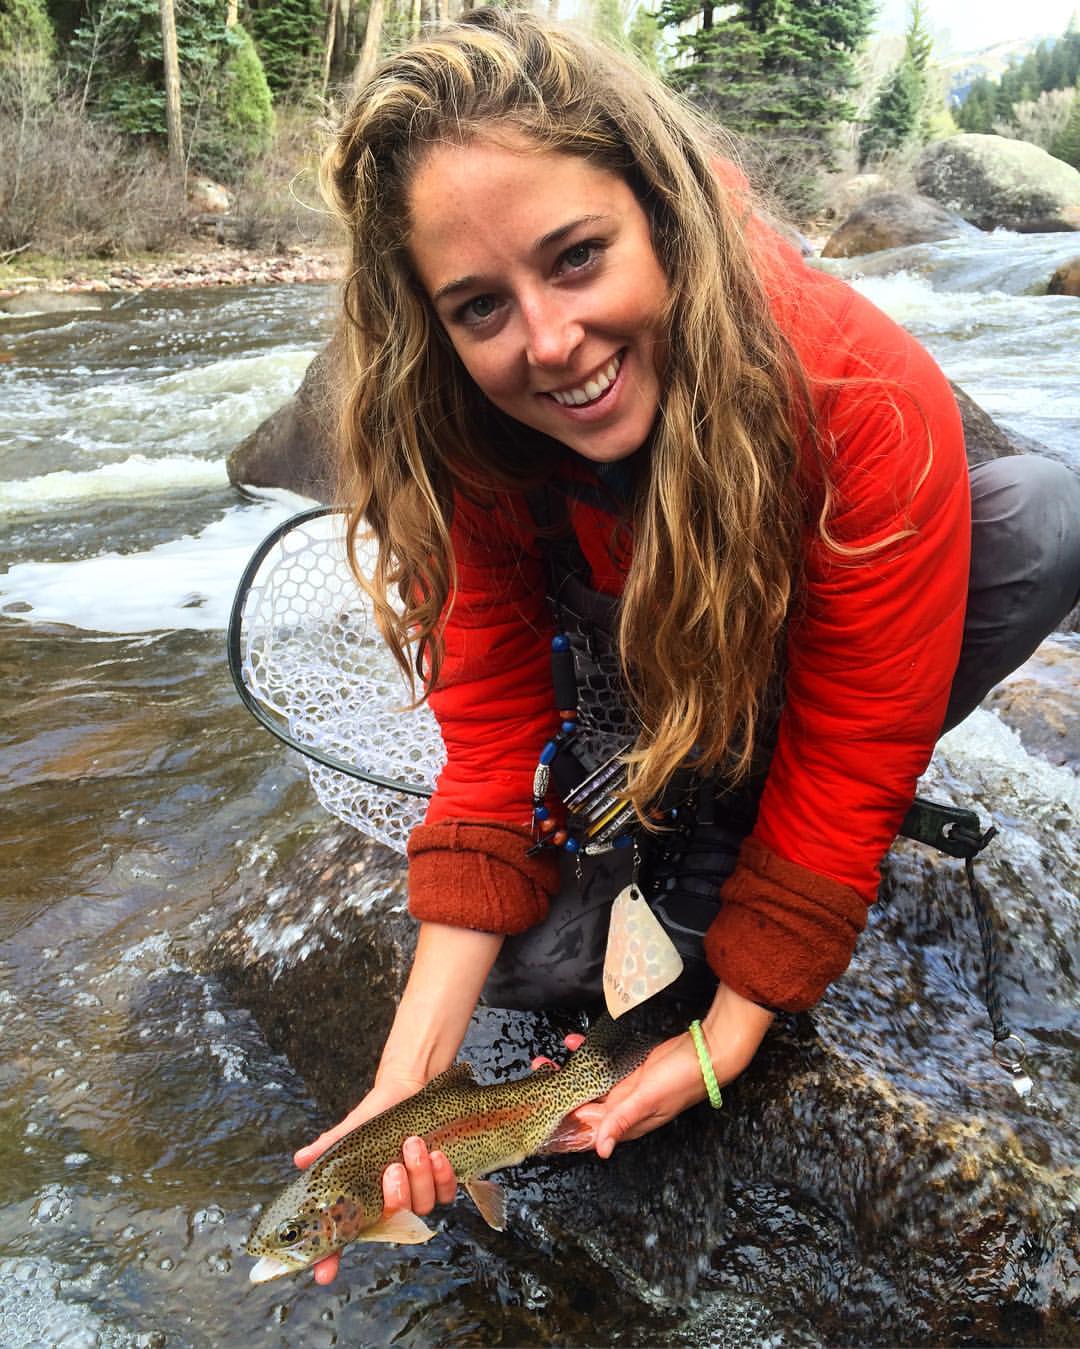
left=247, top=1012, right=654, bottom=1282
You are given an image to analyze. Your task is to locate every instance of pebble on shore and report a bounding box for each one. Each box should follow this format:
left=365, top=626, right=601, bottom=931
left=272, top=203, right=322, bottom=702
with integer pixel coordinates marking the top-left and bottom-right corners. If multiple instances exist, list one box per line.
left=0, top=245, right=342, bottom=303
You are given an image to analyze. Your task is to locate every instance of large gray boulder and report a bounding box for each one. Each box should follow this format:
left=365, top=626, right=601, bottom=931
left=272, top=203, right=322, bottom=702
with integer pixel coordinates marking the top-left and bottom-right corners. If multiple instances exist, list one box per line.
left=211, top=642, right=1079, bottom=1344
left=915, top=134, right=1080, bottom=233
left=822, top=191, right=978, bottom=258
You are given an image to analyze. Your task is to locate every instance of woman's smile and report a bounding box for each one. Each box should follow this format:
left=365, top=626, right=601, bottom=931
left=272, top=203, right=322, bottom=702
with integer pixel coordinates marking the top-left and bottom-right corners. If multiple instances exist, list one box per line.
left=407, top=135, right=669, bottom=463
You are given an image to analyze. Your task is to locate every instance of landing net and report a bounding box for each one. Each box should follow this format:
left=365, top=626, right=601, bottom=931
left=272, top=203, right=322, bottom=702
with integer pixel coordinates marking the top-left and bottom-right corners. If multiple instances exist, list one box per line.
left=228, top=507, right=443, bottom=855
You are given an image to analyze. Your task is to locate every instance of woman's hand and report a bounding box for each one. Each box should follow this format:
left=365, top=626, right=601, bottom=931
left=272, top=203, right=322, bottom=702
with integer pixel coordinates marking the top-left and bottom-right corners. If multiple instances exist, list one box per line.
left=293, top=1076, right=459, bottom=1286
left=292, top=920, right=504, bottom=1286
left=556, top=983, right=774, bottom=1157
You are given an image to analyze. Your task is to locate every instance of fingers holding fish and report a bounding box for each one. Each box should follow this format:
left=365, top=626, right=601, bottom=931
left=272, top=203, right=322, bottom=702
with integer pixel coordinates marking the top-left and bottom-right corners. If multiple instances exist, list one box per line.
left=530, top=1031, right=586, bottom=1072
left=392, top=1137, right=458, bottom=1215
left=582, top=1032, right=706, bottom=1158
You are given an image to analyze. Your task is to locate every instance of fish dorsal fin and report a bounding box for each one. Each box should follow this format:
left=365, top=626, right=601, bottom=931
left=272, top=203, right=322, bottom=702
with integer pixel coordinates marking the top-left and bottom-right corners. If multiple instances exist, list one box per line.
left=361, top=1209, right=437, bottom=1245
left=422, top=1061, right=478, bottom=1093
left=464, top=1178, right=506, bottom=1231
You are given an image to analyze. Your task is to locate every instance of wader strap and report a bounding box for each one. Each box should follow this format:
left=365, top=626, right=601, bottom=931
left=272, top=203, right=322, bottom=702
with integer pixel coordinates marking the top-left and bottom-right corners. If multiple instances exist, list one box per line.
left=901, top=797, right=1029, bottom=1091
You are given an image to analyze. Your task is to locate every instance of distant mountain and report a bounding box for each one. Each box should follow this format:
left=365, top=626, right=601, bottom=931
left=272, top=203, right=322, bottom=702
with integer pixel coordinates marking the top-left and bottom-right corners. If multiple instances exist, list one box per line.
left=942, top=34, right=1056, bottom=105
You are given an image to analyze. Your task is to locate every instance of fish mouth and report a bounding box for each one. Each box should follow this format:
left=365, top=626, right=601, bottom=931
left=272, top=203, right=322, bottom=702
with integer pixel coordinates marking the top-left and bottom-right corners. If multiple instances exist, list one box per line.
left=249, top=1254, right=300, bottom=1283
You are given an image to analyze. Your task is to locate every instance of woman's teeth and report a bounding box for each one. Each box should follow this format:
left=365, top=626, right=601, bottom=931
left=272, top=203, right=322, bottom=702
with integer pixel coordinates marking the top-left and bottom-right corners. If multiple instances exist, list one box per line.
left=549, top=354, right=622, bottom=407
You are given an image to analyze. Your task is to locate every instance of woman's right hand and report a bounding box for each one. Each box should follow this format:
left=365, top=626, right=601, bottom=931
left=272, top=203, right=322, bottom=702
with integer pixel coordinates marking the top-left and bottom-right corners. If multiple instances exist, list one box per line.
left=292, top=921, right=504, bottom=1285
left=293, top=1075, right=459, bottom=1286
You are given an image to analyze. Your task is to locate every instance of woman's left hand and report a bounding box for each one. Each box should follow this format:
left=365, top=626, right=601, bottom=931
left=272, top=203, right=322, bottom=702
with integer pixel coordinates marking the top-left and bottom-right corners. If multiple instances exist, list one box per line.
left=537, top=983, right=774, bottom=1157
left=571, top=1032, right=708, bottom=1157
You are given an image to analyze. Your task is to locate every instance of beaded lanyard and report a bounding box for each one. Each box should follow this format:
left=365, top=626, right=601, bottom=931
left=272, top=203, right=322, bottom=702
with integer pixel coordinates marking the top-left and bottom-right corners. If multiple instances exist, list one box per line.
left=528, top=631, right=655, bottom=860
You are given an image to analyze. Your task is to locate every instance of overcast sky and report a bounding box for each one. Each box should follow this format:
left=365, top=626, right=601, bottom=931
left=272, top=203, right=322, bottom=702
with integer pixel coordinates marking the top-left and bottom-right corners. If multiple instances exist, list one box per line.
left=874, top=0, right=1078, bottom=53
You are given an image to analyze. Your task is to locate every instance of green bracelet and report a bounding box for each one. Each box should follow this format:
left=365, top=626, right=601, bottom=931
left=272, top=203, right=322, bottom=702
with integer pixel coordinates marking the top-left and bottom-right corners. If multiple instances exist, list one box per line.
left=689, top=1019, right=723, bottom=1110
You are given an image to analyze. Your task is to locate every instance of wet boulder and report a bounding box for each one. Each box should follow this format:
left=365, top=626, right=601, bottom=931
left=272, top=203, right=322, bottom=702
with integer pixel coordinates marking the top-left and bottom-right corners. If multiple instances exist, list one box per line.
left=211, top=692, right=1079, bottom=1345
left=225, top=332, right=341, bottom=504
left=984, top=636, right=1079, bottom=768
left=822, top=191, right=977, bottom=258
left=914, top=134, right=1080, bottom=233
left=1048, top=255, right=1080, bottom=296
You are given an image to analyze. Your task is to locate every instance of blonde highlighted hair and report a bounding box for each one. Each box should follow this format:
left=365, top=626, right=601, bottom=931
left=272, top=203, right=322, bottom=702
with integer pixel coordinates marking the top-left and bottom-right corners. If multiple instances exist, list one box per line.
left=323, top=7, right=813, bottom=814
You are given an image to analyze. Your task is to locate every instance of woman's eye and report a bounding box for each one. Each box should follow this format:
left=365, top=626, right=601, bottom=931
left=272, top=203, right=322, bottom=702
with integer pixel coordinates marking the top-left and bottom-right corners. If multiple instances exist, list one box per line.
left=560, top=241, right=601, bottom=273
left=463, top=295, right=498, bottom=322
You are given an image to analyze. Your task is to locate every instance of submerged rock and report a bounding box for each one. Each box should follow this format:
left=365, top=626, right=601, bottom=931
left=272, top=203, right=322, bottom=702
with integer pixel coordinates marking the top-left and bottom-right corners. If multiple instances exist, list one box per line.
left=822, top=191, right=977, bottom=258
left=212, top=676, right=1079, bottom=1345
left=1048, top=255, right=1080, bottom=296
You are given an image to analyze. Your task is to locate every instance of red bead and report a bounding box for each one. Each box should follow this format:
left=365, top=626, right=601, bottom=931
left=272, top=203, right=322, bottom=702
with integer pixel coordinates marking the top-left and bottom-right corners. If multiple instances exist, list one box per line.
left=552, top=829, right=568, bottom=846
left=558, top=709, right=577, bottom=721
left=540, top=817, right=557, bottom=835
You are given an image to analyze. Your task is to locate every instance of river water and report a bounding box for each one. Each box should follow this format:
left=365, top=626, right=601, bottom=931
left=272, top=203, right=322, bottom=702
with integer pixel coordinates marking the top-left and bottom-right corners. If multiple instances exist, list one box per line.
left=0, top=232, right=1077, bottom=1346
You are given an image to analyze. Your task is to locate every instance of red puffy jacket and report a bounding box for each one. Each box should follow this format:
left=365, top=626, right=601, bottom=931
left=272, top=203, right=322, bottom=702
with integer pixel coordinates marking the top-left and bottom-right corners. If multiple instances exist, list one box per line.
left=406, top=228, right=970, bottom=1013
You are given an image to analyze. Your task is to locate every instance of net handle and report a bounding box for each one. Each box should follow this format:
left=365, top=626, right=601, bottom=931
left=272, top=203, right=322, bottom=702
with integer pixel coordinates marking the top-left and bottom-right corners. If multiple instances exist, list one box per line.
left=226, top=504, right=434, bottom=801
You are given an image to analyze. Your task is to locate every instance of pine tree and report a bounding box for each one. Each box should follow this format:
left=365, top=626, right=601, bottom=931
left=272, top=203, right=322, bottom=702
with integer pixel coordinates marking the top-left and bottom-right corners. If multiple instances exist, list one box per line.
left=858, top=55, right=923, bottom=165
left=662, top=0, right=875, bottom=170
left=857, top=1, right=936, bottom=167
left=1051, top=83, right=1080, bottom=167
left=246, top=0, right=325, bottom=99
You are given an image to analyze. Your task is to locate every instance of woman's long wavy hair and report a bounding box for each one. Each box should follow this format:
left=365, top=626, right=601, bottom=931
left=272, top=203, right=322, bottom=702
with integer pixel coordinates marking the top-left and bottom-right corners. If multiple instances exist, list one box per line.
left=323, top=7, right=812, bottom=814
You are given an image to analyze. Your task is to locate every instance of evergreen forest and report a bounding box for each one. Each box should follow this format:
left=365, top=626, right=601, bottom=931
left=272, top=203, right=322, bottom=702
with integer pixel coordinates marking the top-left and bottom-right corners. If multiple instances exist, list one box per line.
left=1, top=0, right=1079, bottom=262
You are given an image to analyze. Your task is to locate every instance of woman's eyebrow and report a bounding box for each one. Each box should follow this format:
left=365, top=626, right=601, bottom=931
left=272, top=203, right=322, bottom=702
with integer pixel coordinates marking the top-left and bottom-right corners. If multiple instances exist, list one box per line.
left=431, top=214, right=612, bottom=305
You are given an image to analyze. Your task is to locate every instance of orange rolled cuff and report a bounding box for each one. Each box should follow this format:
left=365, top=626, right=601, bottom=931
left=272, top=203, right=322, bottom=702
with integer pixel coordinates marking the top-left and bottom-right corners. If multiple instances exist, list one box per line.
left=407, top=820, right=559, bottom=934
left=704, top=838, right=869, bottom=1013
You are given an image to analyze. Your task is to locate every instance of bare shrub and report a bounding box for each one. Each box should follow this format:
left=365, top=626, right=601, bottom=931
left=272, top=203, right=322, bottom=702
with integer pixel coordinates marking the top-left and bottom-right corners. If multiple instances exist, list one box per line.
left=0, top=96, right=187, bottom=257
left=227, top=103, right=341, bottom=253
left=993, top=88, right=1076, bottom=153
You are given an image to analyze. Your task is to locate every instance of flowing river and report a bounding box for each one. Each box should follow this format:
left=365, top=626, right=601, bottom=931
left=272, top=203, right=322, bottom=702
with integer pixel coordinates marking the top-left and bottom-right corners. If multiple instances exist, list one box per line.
left=0, top=231, right=1077, bottom=1346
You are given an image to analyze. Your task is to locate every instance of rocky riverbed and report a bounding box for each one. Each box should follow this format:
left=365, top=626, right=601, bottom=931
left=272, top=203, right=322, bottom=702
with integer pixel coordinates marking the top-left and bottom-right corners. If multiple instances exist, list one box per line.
left=0, top=244, right=340, bottom=313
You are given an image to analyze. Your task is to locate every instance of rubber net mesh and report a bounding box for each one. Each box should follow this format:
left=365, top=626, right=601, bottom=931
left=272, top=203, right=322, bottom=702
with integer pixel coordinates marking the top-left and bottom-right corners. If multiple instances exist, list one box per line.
left=238, top=512, right=444, bottom=854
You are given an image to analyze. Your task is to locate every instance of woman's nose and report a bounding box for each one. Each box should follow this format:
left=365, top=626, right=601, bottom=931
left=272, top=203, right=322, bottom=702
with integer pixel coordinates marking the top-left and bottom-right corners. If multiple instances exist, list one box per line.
left=521, top=293, right=584, bottom=370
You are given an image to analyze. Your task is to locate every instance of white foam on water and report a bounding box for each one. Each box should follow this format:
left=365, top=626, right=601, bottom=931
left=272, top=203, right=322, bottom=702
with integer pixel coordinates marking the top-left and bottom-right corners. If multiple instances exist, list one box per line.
left=934, top=708, right=1080, bottom=819
left=0, top=490, right=317, bottom=633
left=1, top=454, right=228, bottom=513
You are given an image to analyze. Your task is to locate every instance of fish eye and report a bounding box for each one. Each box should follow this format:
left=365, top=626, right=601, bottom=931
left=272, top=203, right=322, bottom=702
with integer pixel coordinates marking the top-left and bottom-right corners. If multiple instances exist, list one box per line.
left=276, top=1220, right=303, bottom=1246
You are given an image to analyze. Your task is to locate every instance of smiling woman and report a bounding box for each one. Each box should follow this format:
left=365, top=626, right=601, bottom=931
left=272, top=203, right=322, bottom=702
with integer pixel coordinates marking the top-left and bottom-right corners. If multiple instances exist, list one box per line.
left=408, top=135, right=668, bottom=464
left=288, top=5, right=1080, bottom=1289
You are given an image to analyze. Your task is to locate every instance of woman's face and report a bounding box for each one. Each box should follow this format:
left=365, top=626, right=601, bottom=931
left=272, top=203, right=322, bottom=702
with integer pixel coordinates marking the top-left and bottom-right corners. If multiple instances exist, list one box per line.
left=407, top=133, right=669, bottom=464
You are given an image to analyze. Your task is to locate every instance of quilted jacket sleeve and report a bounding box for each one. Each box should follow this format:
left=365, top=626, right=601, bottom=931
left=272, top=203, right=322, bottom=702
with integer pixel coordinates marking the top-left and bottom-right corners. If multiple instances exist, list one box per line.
left=407, top=489, right=562, bottom=933
left=704, top=269, right=971, bottom=1011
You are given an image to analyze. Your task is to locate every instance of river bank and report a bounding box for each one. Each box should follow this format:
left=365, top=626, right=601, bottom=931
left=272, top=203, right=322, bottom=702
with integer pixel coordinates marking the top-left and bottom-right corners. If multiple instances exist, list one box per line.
left=0, top=242, right=342, bottom=304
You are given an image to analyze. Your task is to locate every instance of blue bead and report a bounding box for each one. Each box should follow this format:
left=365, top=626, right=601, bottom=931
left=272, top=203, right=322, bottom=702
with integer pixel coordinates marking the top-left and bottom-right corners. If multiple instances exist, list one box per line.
left=563, top=836, right=580, bottom=852
left=551, top=633, right=570, bottom=652
left=561, top=721, right=577, bottom=735
left=533, top=805, right=550, bottom=821
left=540, top=740, right=559, bottom=766
left=613, top=833, right=633, bottom=849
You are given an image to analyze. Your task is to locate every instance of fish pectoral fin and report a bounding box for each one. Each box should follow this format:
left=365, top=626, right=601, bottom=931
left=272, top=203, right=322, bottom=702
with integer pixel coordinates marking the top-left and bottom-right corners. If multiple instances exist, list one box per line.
left=538, top=1114, right=596, bottom=1155
left=464, top=1178, right=507, bottom=1231
left=360, top=1209, right=437, bottom=1245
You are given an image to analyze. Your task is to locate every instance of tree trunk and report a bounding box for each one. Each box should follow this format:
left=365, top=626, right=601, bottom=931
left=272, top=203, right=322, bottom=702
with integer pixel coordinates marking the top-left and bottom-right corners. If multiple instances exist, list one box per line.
left=225, top=0, right=238, bottom=26
left=352, top=0, right=385, bottom=92
left=410, top=0, right=421, bottom=40
left=159, top=0, right=185, bottom=180
left=322, top=0, right=339, bottom=95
